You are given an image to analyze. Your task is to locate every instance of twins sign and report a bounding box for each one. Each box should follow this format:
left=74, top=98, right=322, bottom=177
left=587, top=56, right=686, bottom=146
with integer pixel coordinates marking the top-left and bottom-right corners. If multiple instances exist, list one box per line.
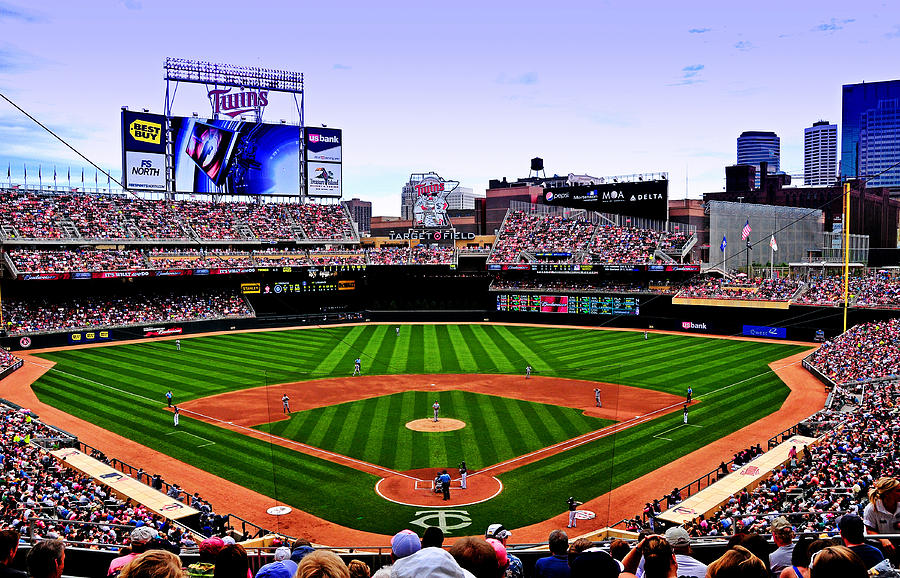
left=413, top=173, right=458, bottom=228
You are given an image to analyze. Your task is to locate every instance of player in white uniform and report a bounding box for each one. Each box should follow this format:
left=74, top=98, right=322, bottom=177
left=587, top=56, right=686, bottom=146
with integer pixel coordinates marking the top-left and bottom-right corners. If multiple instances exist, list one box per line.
left=173, top=406, right=180, bottom=427
left=282, top=394, right=291, bottom=414
left=433, top=401, right=440, bottom=422
left=525, top=365, right=532, bottom=378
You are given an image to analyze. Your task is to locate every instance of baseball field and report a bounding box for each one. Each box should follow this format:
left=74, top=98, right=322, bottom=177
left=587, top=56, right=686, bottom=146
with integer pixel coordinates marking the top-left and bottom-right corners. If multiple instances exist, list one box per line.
left=25, top=323, right=812, bottom=536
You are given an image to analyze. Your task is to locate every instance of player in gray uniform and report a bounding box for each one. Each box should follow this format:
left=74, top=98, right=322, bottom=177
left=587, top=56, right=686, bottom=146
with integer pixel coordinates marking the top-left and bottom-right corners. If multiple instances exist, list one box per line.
left=433, top=401, right=440, bottom=422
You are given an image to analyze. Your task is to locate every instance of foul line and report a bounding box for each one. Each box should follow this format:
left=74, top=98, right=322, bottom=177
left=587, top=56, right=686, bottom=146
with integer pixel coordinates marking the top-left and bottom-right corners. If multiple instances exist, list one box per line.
left=166, top=430, right=215, bottom=447
left=653, top=423, right=703, bottom=441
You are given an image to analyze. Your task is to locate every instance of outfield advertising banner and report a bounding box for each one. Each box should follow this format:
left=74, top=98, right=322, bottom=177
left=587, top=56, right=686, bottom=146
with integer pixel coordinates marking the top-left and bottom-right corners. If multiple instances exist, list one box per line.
left=742, top=325, right=787, bottom=339
left=171, top=117, right=301, bottom=195
left=125, top=151, right=166, bottom=190
left=305, top=127, right=342, bottom=162
left=543, top=179, right=668, bottom=219
left=122, top=110, right=167, bottom=191
left=306, top=162, right=342, bottom=197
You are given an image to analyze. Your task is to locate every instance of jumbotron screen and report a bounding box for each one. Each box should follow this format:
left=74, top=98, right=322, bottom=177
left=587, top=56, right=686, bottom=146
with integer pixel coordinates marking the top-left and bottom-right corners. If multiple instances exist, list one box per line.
left=496, top=293, right=639, bottom=315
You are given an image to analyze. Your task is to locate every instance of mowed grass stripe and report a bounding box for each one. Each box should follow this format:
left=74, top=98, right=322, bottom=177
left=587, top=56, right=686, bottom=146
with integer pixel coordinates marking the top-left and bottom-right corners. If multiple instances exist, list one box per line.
left=433, top=326, right=463, bottom=374
left=468, top=326, right=514, bottom=373
left=444, top=325, right=478, bottom=372
left=311, top=325, right=368, bottom=376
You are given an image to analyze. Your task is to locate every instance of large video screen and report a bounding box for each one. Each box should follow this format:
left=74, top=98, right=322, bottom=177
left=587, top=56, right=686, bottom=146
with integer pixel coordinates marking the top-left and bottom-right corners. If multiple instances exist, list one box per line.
left=171, top=117, right=301, bottom=195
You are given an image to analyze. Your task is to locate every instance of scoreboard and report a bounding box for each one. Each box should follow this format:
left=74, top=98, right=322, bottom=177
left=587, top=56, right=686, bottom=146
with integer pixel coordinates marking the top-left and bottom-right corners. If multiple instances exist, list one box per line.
left=496, top=293, right=639, bottom=315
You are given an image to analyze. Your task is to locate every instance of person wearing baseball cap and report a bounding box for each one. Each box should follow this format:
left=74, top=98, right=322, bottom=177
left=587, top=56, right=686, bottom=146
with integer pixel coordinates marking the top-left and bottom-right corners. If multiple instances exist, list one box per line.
left=663, top=527, right=706, bottom=578
left=839, top=514, right=884, bottom=569
left=108, top=526, right=159, bottom=576
left=769, top=517, right=794, bottom=578
left=485, top=525, right=522, bottom=578
left=391, top=530, right=421, bottom=561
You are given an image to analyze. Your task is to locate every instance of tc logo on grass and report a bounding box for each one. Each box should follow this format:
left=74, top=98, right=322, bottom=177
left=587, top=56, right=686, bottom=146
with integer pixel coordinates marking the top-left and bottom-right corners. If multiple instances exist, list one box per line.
left=409, top=510, right=471, bottom=534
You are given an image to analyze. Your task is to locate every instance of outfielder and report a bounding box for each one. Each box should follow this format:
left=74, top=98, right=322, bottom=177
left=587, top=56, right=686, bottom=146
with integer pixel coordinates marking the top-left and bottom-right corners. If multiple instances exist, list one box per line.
left=525, top=365, right=532, bottom=379
left=353, top=357, right=361, bottom=376
left=176, top=339, right=181, bottom=351
left=433, top=400, right=440, bottom=422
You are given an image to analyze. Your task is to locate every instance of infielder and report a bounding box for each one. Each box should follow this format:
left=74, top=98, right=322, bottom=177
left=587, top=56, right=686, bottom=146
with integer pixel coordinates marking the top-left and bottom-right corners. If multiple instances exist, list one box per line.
left=282, top=394, right=291, bottom=414
left=594, top=388, right=602, bottom=408
left=353, top=357, right=361, bottom=376
left=433, top=400, right=440, bottom=422
left=459, top=461, right=467, bottom=489
left=567, top=496, right=583, bottom=528
left=173, top=406, right=180, bottom=427
left=683, top=403, right=689, bottom=424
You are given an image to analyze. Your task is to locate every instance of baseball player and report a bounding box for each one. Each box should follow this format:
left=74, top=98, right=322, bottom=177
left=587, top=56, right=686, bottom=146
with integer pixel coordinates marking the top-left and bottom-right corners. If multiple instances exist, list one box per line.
left=396, top=326, right=400, bottom=336
left=459, top=461, right=467, bottom=489
left=683, top=403, right=689, bottom=424
left=173, top=406, right=180, bottom=427
left=525, top=365, right=532, bottom=379
left=643, top=331, right=648, bottom=340
left=433, top=400, right=440, bottom=422
left=353, top=357, right=361, bottom=376
left=282, top=394, right=291, bottom=414
left=567, top=496, right=583, bottom=528
left=175, top=339, right=181, bottom=351
left=594, top=388, right=602, bottom=408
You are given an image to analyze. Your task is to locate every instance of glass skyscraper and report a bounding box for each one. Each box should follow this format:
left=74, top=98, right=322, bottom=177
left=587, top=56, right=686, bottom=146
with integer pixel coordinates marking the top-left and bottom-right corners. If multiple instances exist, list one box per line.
left=737, top=131, right=780, bottom=188
left=804, top=121, right=838, bottom=186
left=841, top=79, right=900, bottom=185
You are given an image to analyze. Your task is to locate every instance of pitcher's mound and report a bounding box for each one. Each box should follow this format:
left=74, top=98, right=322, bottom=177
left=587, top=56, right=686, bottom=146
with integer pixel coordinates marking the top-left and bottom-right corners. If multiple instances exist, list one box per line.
left=406, top=418, right=466, bottom=432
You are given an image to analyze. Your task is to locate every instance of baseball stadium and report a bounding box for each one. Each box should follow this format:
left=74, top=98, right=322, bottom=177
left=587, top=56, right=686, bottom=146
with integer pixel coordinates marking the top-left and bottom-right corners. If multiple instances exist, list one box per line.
left=0, top=58, right=899, bottom=578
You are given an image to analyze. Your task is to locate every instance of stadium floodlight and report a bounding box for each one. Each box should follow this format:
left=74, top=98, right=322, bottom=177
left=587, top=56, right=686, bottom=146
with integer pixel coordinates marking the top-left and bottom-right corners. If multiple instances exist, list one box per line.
left=164, top=57, right=304, bottom=94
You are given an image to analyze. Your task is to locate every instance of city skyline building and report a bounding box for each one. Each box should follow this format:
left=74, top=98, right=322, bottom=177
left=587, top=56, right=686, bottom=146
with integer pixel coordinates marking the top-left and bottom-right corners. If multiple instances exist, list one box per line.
left=804, top=121, right=838, bottom=187
left=342, top=198, right=372, bottom=235
left=841, top=79, right=900, bottom=181
left=857, top=98, right=900, bottom=188
left=737, top=131, right=780, bottom=188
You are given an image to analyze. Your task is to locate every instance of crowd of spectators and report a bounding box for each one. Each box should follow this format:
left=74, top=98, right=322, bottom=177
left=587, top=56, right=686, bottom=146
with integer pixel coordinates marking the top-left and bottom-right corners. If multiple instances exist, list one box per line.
left=807, top=318, right=900, bottom=384
left=0, top=349, right=21, bottom=373
left=488, top=211, right=595, bottom=264
left=675, top=275, right=802, bottom=301
left=367, top=246, right=410, bottom=265
left=2, top=290, right=252, bottom=335
left=488, top=211, right=693, bottom=265
left=0, top=406, right=214, bottom=550
left=0, top=192, right=357, bottom=243
left=409, top=245, right=455, bottom=265
left=489, top=278, right=678, bottom=294
left=794, top=272, right=900, bottom=309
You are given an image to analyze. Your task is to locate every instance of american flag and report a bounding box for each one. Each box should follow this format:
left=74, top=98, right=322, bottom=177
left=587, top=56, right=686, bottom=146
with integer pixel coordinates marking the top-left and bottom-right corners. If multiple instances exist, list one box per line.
left=741, top=220, right=752, bottom=240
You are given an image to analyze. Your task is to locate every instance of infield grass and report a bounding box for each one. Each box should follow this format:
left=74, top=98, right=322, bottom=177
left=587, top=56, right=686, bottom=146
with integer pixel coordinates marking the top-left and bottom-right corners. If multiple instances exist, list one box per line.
left=30, top=324, right=812, bottom=534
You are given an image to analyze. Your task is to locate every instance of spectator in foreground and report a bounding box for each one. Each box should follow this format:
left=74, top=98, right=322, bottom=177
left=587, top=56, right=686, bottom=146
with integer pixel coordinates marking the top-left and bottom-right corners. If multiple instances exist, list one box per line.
left=421, top=527, right=444, bottom=549
left=533, top=530, right=570, bottom=578
left=109, top=527, right=160, bottom=577
left=838, top=514, right=884, bottom=570
left=864, top=476, right=900, bottom=555
left=346, top=560, right=370, bottom=578
left=119, top=550, right=185, bottom=578
left=25, top=540, right=65, bottom=578
left=663, top=527, right=706, bottom=578
left=296, top=551, right=349, bottom=578
left=706, top=546, right=768, bottom=578
left=390, top=546, right=468, bottom=578
left=390, top=530, right=420, bottom=562
left=620, top=535, right=676, bottom=578
left=449, top=537, right=502, bottom=578
left=186, top=537, right=224, bottom=577
left=769, top=517, right=795, bottom=578
left=809, top=546, right=867, bottom=578
left=485, top=524, right=522, bottom=578
left=214, top=544, right=248, bottom=578
left=0, top=529, right=25, bottom=577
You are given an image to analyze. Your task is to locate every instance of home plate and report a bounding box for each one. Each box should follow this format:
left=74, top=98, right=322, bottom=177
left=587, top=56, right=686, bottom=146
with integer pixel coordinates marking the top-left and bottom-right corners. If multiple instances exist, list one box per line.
left=267, top=506, right=292, bottom=516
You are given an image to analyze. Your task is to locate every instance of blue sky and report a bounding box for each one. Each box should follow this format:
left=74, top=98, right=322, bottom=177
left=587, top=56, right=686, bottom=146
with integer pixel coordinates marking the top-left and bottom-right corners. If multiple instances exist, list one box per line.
left=0, top=0, right=897, bottom=215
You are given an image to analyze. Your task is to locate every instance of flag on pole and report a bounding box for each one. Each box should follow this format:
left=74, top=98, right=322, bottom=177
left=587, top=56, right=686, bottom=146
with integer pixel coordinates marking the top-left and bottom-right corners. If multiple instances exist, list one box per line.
left=95, top=169, right=98, bottom=188
left=38, top=165, right=42, bottom=189
left=53, top=167, right=57, bottom=186
left=741, top=220, right=752, bottom=240
left=81, top=168, right=84, bottom=188
left=67, top=167, right=71, bottom=189
left=720, top=235, right=727, bottom=252
left=770, top=235, right=778, bottom=252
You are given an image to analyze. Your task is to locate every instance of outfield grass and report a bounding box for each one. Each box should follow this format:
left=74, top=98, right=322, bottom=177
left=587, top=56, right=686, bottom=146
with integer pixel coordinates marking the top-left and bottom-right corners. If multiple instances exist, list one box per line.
left=30, top=324, right=812, bottom=535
